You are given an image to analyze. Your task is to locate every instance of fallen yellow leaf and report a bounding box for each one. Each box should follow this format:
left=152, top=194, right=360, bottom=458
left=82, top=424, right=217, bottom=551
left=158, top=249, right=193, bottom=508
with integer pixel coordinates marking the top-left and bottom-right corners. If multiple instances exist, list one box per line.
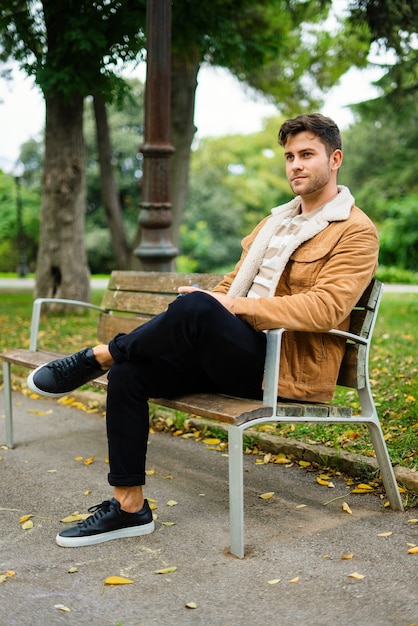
left=54, top=604, right=71, bottom=612
left=267, top=579, right=281, bottom=585
left=377, top=532, right=393, bottom=537
left=259, top=492, right=275, bottom=500
left=408, top=546, right=418, bottom=554
left=185, top=602, right=198, bottom=609
left=155, top=566, right=177, bottom=574
left=298, top=461, right=311, bottom=467
left=408, top=519, right=418, bottom=524
left=341, top=553, right=353, bottom=560
left=342, top=502, right=352, bottom=515
left=161, top=521, right=176, bottom=526
left=68, top=567, right=78, bottom=574
left=0, top=575, right=7, bottom=584
left=166, top=500, right=177, bottom=507
left=317, top=477, right=330, bottom=486
left=19, top=514, right=33, bottom=523
left=289, top=577, right=299, bottom=583
left=61, top=513, right=90, bottom=523
left=202, top=438, right=221, bottom=445
left=84, top=456, right=95, bottom=465
left=104, top=576, right=134, bottom=585
left=21, top=520, right=34, bottom=530
left=348, top=572, right=366, bottom=579
left=351, top=483, right=375, bottom=493
left=274, top=454, right=291, bottom=464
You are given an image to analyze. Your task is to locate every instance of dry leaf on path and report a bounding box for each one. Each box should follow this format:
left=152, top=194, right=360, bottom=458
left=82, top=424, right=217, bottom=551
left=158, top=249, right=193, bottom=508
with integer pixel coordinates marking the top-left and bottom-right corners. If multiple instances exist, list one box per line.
left=155, top=566, right=177, bottom=574
left=341, top=553, right=354, bottom=560
left=408, top=546, right=418, bottom=554
left=104, top=576, right=134, bottom=585
left=185, top=602, right=198, bottom=609
left=342, top=502, right=352, bottom=515
left=61, top=513, right=90, bottom=523
left=377, top=532, right=393, bottom=537
left=259, top=492, right=275, bottom=500
left=21, top=520, right=34, bottom=530
left=348, top=572, right=366, bottom=579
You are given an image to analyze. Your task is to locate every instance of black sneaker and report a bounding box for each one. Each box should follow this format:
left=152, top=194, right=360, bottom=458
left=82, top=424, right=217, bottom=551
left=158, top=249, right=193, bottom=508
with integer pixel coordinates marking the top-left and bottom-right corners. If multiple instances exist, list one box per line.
left=27, top=348, right=107, bottom=398
left=56, top=498, right=155, bottom=547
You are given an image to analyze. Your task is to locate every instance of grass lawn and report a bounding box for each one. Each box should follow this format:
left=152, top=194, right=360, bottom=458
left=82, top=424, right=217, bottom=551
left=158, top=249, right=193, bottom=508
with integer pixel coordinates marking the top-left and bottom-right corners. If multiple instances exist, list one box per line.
left=0, top=288, right=417, bottom=472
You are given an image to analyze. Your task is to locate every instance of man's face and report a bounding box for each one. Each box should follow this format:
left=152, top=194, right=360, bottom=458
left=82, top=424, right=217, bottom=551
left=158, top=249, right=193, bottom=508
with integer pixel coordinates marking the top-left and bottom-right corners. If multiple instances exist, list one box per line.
left=284, top=131, right=339, bottom=199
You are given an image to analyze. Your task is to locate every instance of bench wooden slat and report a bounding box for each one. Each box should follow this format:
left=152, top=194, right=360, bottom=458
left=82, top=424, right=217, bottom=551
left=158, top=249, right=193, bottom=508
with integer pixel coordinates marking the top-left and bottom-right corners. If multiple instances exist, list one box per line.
left=97, top=314, right=151, bottom=343
left=101, top=290, right=176, bottom=314
left=108, top=271, right=221, bottom=293
left=155, top=393, right=352, bottom=425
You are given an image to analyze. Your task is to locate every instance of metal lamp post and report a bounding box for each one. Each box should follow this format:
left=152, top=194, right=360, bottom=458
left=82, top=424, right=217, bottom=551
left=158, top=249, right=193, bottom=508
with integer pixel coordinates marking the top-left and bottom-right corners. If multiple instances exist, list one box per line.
left=134, top=0, right=178, bottom=271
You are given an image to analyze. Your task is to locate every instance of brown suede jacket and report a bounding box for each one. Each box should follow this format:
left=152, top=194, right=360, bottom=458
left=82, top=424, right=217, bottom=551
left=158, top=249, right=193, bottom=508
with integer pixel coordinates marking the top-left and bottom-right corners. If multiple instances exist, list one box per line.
left=213, top=205, right=379, bottom=402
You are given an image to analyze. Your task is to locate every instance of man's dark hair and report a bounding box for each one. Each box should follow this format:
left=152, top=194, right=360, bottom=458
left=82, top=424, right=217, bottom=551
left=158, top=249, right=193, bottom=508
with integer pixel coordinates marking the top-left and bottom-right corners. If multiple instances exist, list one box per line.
left=278, top=113, right=342, bottom=156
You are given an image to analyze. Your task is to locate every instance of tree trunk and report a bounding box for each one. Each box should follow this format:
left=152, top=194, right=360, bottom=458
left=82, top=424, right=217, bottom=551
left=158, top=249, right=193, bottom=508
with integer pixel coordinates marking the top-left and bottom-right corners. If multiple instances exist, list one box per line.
left=35, top=93, right=91, bottom=302
left=169, top=50, right=200, bottom=252
left=93, top=93, right=131, bottom=269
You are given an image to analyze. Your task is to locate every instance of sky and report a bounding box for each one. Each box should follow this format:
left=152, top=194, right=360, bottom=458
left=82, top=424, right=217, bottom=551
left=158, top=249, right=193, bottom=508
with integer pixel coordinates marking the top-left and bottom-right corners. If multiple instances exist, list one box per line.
left=0, top=60, right=384, bottom=174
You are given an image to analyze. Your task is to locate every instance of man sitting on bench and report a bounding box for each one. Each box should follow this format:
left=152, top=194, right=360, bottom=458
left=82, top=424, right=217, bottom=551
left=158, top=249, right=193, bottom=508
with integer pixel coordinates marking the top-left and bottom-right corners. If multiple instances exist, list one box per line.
left=28, top=113, right=379, bottom=548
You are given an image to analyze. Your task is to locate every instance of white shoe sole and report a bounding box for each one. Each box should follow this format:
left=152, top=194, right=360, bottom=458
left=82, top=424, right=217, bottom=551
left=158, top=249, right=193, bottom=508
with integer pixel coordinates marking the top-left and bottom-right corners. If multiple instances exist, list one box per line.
left=56, top=520, right=155, bottom=547
left=27, top=365, right=71, bottom=398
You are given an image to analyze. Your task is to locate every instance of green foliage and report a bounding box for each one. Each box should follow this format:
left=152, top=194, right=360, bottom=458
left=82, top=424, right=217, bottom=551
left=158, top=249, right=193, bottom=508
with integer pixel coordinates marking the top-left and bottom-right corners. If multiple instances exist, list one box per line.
left=0, top=171, right=40, bottom=272
left=378, top=197, right=418, bottom=271
left=376, top=266, right=418, bottom=285
left=0, top=1, right=147, bottom=101
left=180, top=117, right=293, bottom=272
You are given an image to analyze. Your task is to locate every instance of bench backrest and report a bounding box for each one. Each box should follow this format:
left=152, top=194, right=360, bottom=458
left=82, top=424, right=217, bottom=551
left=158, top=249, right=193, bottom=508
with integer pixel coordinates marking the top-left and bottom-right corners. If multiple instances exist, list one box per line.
left=336, top=278, right=383, bottom=390
left=98, top=271, right=382, bottom=393
left=97, top=271, right=221, bottom=343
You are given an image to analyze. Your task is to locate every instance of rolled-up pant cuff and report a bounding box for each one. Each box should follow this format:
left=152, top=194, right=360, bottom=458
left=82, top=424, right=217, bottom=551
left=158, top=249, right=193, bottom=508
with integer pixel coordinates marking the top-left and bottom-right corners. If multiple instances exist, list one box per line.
left=108, top=473, right=146, bottom=486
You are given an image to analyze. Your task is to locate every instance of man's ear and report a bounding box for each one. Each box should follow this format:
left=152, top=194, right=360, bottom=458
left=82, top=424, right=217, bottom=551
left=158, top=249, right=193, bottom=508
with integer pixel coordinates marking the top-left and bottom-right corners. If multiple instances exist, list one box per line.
left=331, top=149, right=343, bottom=171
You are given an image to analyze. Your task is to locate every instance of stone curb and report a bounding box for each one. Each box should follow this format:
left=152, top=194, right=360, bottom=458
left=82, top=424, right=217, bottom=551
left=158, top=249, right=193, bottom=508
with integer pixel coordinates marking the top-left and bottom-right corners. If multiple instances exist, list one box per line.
left=187, top=418, right=418, bottom=496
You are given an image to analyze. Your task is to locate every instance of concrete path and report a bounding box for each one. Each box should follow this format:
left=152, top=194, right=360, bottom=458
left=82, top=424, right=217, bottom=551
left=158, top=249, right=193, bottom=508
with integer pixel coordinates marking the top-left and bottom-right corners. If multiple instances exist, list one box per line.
left=1, top=390, right=417, bottom=626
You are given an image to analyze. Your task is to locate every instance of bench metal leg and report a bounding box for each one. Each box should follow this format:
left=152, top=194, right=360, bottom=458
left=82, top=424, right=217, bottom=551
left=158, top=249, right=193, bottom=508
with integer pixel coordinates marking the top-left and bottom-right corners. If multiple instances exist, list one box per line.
left=367, top=419, right=404, bottom=511
left=2, top=361, right=14, bottom=448
left=228, top=425, right=245, bottom=558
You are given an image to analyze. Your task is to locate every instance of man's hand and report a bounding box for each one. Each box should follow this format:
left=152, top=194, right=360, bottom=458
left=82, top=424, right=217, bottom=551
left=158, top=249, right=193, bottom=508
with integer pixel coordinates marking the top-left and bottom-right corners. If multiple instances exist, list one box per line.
left=178, top=286, right=235, bottom=314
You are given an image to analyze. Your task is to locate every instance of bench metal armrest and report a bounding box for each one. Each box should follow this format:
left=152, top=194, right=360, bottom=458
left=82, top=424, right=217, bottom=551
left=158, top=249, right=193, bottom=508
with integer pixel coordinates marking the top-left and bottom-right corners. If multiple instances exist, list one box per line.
left=262, top=326, right=368, bottom=413
left=29, top=298, right=107, bottom=351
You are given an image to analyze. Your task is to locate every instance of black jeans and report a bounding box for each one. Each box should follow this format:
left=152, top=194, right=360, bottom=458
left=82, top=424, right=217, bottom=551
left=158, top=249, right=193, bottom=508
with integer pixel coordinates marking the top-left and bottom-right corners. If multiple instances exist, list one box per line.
left=106, top=292, right=267, bottom=486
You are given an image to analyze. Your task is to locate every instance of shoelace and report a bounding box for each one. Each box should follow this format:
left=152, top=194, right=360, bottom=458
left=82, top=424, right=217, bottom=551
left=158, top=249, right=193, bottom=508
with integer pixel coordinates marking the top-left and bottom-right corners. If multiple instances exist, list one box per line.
left=49, top=352, right=91, bottom=383
left=78, top=500, right=119, bottom=528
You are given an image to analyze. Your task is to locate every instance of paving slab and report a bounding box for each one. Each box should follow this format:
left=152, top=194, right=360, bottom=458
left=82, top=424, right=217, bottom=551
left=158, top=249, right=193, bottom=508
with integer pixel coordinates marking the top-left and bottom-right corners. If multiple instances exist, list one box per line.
left=1, top=390, right=417, bottom=626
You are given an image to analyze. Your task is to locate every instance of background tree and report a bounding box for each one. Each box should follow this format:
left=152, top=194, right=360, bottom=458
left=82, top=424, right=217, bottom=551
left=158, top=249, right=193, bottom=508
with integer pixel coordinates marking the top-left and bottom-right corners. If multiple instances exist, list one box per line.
left=169, top=0, right=370, bottom=249
left=0, top=0, right=146, bottom=300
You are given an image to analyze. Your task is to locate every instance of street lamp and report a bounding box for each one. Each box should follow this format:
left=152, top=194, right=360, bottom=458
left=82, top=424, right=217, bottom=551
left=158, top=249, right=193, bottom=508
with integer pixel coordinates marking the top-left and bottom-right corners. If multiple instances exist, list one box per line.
left=134, top=0, right=178, bottom=271
left=14, top=161, right=29, bottom=277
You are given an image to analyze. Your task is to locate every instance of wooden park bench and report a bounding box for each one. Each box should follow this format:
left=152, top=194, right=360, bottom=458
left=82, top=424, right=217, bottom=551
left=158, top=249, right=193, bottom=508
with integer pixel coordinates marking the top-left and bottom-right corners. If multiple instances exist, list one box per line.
left=1, top=271, right=404, bottom=557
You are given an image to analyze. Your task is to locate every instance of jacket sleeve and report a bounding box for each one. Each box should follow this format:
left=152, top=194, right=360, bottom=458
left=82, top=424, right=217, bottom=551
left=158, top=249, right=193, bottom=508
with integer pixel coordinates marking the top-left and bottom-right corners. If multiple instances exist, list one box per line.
left=215, top=210, right=379, bottom=332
